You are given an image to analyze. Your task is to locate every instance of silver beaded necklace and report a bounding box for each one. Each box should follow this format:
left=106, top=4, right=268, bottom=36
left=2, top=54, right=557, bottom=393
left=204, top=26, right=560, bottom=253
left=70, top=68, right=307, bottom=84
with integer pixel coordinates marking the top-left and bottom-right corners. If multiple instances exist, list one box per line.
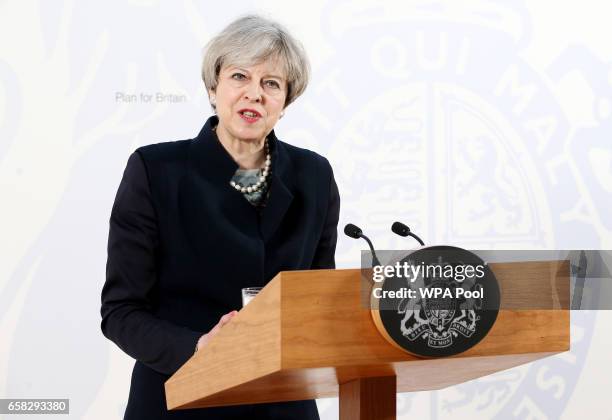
left=229, top=138, right=271, bottom=194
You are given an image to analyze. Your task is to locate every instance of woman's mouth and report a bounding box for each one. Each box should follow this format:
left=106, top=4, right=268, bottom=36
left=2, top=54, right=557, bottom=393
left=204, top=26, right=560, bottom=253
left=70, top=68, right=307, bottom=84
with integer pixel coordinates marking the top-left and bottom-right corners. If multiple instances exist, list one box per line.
left=239, top=109, right=261, bottom=124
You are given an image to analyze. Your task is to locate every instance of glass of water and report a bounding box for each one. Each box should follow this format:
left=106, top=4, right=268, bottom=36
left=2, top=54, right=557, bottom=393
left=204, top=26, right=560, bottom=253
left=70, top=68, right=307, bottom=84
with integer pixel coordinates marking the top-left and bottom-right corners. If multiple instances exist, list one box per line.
left=241, top=287, right=263, bottom=307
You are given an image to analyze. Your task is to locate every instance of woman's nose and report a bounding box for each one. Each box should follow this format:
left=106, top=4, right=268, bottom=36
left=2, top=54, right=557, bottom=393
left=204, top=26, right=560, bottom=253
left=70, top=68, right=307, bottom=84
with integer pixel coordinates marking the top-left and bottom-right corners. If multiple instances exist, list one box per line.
left=244, top=81, right=263, bottom=102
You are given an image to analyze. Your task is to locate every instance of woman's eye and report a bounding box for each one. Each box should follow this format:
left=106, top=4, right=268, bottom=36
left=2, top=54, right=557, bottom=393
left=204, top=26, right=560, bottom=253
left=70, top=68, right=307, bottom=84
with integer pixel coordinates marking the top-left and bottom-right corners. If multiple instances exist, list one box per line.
left=265, top=80, right=280, bottom=89
left=231, top=73, right=246, bottom=80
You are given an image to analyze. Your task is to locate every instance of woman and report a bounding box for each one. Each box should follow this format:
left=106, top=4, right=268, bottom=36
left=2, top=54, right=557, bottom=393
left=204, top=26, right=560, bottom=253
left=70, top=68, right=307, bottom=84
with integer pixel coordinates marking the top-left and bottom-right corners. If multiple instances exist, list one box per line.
left=101, top=14, right=339, bottom=420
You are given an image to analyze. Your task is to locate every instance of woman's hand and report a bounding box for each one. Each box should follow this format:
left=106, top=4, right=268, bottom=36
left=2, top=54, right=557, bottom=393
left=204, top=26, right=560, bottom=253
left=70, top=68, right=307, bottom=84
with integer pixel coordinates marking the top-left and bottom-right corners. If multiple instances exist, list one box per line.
left=195, top=310, right=238, bottom=352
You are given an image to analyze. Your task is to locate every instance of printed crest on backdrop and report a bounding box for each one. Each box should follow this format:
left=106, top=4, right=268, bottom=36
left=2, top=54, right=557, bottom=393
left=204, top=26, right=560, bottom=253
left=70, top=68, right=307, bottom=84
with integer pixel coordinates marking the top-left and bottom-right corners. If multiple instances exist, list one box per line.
left=306, top=0, right=603, bottom=417
left=372, top=246, right=500, bottom=358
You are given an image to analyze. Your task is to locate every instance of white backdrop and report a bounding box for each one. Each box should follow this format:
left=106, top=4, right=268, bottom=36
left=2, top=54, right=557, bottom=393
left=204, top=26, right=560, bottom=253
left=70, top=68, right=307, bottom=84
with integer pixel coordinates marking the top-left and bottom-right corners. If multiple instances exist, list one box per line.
left=1, top=1, right=611, bottom=419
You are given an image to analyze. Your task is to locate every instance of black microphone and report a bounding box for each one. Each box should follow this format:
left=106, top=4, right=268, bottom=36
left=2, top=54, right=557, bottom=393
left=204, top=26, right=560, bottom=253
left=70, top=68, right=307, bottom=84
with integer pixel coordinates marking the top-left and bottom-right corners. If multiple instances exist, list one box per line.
left=391, top=221, right=425, bottom=246
left=344, top=223, right=381, bottom=266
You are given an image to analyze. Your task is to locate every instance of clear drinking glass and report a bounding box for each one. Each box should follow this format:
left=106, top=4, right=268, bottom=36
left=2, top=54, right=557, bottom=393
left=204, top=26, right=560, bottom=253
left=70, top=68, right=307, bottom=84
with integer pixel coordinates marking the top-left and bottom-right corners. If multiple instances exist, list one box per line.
left=241, top=287, right=263, bottom=307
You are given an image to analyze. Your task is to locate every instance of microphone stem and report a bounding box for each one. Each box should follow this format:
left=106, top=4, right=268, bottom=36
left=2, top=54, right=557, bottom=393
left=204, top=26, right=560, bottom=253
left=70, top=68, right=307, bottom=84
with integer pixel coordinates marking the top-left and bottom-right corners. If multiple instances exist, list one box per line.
left=409, top=232, right=425, bottom=246
left=361, top=235, right=382, bottom=267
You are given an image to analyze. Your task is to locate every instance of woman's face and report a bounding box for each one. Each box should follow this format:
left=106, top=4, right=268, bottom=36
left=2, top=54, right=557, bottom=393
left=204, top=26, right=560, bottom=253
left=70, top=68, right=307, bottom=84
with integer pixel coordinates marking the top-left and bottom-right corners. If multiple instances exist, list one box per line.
left=212, top=59, right=287, bottom=144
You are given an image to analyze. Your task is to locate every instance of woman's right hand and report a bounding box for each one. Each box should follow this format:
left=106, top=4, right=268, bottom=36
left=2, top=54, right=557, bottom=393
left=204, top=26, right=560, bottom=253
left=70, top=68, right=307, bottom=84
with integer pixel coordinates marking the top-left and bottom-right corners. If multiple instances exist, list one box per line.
left=195, top=310, right=238, bottom=352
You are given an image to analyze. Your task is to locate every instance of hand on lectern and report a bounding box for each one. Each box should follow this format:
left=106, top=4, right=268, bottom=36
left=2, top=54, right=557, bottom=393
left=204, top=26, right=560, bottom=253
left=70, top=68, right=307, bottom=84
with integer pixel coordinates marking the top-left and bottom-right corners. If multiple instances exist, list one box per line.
left=195, top=310, right=238, bottom=352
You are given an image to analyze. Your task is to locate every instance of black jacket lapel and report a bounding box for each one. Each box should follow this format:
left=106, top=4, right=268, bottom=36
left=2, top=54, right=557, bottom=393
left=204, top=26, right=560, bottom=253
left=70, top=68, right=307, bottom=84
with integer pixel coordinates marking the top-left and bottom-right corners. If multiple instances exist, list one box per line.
left=189, top=116, right=295, bottom=242
left=259, top=128, right=296, bottom=242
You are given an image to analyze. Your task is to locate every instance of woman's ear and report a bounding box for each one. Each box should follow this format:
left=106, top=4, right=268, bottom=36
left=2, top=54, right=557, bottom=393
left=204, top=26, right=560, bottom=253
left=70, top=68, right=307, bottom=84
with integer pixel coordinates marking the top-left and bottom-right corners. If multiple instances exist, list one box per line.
left=208, top=89, right=216, bottom=111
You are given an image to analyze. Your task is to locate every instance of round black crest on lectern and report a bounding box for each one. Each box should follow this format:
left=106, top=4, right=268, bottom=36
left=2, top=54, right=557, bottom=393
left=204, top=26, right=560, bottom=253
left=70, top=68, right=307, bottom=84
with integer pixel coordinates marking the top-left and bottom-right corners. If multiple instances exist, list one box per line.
left=374, top=246, right=500, bottom=358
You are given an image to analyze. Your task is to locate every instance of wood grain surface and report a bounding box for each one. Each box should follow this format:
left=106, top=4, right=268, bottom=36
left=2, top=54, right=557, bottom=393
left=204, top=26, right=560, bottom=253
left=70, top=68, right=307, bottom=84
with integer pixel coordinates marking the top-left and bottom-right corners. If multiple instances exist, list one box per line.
left=165, top=261, right=569, bottom=410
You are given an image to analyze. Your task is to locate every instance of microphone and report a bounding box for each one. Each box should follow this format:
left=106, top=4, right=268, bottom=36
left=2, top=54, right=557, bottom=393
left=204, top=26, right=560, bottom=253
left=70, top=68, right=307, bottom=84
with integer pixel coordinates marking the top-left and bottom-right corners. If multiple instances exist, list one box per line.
left=391, top=221, right=425, bottom=246
left=344, top=223, right=381, bottom=266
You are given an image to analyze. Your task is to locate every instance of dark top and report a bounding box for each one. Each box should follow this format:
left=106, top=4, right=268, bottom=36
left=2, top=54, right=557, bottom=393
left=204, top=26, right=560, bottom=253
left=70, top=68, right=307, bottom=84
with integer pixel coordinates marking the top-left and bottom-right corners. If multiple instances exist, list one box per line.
left=232, top=167, right=270, bottom=209
left=101, top=116, right=340, bottom=419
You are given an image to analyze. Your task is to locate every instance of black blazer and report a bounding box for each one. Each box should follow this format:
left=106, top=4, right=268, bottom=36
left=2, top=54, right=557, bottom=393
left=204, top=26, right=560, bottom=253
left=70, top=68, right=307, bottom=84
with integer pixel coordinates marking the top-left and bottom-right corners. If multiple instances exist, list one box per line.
left=101, top=116, right=340, bottom=420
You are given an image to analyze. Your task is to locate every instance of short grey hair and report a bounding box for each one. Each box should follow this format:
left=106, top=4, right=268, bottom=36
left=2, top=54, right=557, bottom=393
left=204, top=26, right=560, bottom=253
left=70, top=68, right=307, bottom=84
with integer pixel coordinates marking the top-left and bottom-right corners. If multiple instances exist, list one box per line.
left=201, top=15, right=310, bottom=108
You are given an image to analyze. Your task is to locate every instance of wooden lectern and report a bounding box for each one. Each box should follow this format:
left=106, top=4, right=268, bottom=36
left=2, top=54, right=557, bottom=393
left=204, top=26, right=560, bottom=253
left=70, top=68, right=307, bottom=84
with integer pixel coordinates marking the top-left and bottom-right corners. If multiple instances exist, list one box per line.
left=165, top=261, right=569, bottom=419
